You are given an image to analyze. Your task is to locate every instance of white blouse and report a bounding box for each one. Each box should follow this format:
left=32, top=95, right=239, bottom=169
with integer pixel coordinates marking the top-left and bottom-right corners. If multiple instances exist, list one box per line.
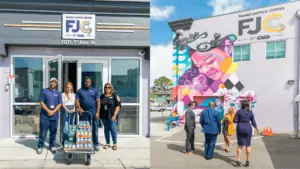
left=62, top=93, right=76, bottom=106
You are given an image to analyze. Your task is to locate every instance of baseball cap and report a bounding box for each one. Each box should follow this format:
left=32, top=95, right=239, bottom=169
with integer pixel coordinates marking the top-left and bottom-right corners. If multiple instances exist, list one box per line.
left=85, top=76, right=92, bottom=81
left=50, top=78, right=58, bottom=83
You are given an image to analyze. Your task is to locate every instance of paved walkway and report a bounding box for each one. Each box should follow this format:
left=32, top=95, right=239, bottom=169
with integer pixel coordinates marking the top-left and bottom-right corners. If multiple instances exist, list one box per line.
left=0, top=136, right=150, bottom=169
left=151, top=121, right=300, bottom=169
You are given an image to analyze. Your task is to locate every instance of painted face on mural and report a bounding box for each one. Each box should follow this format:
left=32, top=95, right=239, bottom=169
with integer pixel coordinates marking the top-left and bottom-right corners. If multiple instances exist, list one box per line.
left=191, top=74, right=209, bottom=94
left=178, top=67, right=209, bottom=95
left=190, top=51, right=224, bottom=81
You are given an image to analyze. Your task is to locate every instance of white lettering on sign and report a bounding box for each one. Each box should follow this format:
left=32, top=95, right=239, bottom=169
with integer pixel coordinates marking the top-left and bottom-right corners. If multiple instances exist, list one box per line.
left=61, top=40, right=96, bottom=45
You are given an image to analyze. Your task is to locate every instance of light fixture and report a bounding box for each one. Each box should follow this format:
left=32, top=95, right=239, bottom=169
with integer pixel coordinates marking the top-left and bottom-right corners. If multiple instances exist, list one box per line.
left=296, top=10, right=300, bottom=18
left=287, top=80, right=295, bottom=85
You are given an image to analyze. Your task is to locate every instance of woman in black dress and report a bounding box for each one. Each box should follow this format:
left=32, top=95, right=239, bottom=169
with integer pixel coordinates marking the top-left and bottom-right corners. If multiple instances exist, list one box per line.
left=100, top=83, right=121, bottom=151
left=234, top=100, right=259, bottom=167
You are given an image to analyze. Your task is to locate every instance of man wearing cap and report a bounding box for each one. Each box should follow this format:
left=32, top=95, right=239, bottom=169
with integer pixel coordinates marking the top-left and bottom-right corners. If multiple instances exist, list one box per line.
left=37, top=78, right=62, bottom=154
left=76, top=76, right=101, bottom=151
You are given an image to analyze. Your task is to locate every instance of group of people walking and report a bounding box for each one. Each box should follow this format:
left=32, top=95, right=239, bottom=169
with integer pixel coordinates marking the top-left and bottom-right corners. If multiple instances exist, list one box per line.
left=184, top=100, right=259, bottom=167
left=36, top=77, right=121, bottom=154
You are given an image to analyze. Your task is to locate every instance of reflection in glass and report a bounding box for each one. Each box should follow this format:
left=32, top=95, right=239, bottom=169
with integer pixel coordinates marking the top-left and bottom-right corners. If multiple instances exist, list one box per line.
left=242, top=45, right=250, bottom=55
left=13, top=105, right=40, bottom=135
left=111, top=59, right=140, bottom=103
left=48, top=59, right=58, bottom=81
left=14, top=58, right=43, bottom=102
left=234, top=46, right=241, bottom=54
left=276, top=41, right=285, bottom=50
left=81, top=63, right=103, bottom=93
left=266, top=42, right=275, bottom=52
left=241, top=53, right=250, bottom=61
left=233, top=53, right=241, bottom=62
left=276, top=50, right=285, bottom=58
left=117, top=106, right=139, bottom=134
left=267, top=51, right=276, bottom=59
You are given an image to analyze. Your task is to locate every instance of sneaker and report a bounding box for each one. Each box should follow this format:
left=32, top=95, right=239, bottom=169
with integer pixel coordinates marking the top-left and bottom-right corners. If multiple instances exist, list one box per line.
left=236, top=161, right=242, bottom=167
left=94, top=145, right=100, bottom=151
left=50, top=147, right=57, bottom=153
left=205, top=156, right=214, bottom=160
left=244, top=161, right=250, bottom=167
left=36, top=148, right=43, bottom=154
left=186, top=152, right=193, bottom=155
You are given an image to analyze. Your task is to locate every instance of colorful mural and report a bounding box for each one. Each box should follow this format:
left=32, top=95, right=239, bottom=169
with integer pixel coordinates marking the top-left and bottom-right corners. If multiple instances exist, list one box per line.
left=171, top=31, right=256, bottom=125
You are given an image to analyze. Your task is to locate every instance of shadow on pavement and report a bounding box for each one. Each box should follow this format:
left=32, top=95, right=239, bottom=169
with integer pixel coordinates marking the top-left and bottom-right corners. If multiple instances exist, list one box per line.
left=15, top=137, right=62, bottom=150
left=51, top=148, right=90, bottom=165
left=150, top=116, right=169, bottom=123
left=167, top=144, right=236, bottom=166
left=262, top=134, right=300, bottom=169
left=15, top=138, right=39, bottom=150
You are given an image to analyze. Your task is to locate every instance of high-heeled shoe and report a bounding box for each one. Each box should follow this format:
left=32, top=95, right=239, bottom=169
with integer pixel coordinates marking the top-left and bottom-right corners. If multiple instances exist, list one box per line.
left=244, top=161, right=250, bottom=167
left=236, top=161, right=242, bottom=167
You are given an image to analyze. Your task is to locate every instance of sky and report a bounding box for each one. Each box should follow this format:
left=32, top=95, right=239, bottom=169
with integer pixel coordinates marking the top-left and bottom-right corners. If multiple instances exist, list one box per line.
left=150, top=0, right=296, bottom=86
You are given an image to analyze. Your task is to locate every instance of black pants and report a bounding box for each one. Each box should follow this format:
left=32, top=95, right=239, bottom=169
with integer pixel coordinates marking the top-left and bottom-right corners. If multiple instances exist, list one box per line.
left=185, top=129, right=195, bottom=152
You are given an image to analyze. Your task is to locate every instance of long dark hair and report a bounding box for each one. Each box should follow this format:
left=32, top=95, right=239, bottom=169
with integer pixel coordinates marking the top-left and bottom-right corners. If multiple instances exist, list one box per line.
left=241, top=100, right=250, bottom=111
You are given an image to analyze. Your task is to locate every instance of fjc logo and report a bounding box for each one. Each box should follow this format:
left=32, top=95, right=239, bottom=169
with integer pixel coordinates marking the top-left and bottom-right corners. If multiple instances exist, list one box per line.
left=65, top=20, right=92, bottom=35
left=238, top=13, right=285, bottom=36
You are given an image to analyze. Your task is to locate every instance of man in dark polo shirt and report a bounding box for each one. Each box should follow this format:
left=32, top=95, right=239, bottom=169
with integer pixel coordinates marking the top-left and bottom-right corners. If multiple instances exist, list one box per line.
left=76, top=76, right=101, bottom=151
left=37, top=78, right=62, bottom=154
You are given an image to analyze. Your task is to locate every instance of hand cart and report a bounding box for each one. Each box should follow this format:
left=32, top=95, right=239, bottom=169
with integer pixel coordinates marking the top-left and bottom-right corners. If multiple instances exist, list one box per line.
left=63, top=111, right=95, bottom=166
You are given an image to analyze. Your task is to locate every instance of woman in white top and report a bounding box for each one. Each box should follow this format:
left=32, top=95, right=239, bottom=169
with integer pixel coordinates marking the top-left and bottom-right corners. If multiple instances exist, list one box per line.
left=62, top=82, right=76, bottom=145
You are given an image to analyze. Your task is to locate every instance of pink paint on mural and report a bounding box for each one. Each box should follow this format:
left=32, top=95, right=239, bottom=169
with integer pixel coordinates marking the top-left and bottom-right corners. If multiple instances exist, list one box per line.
left=171, top=32, right=254, bottom=128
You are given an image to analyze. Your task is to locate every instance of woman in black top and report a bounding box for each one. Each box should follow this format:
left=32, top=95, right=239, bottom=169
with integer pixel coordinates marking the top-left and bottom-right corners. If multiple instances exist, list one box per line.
left=100, top=83, right=121, bottom=151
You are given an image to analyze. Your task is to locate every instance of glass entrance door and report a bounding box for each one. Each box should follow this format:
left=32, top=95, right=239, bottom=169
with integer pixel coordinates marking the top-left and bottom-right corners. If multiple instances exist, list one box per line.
left=45, top=55, right=63, bottom=91
left=77, top=60, right=109, bottom=94
left=45, top=55, right=63, bottom=144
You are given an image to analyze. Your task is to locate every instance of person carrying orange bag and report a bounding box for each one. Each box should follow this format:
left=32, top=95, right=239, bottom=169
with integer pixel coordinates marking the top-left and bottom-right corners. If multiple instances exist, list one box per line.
left=221, top=107, right=235, bottom=152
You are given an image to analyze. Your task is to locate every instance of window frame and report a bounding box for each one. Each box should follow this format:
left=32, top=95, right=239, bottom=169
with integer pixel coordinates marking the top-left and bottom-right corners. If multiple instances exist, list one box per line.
left=10, top=56, right=44, bottom=137
left=110, top=58, right=141, bottom=135
left=10, top=55, right=143, bottom=137
left=232, top=44, right=251, bottom=62
left=265, top=40, right=286, bottom=60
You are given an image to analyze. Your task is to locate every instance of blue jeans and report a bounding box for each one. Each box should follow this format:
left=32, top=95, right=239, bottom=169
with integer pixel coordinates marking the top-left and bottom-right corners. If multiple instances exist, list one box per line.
left=102, top=119, right=117, bottom=144
left=62, top=105, right=76, bottom=145
left=80, top=113, right=99, bottom=146
left=204, top=133, right=218, bottom=158
left=38, top=115, right=58, bottom=148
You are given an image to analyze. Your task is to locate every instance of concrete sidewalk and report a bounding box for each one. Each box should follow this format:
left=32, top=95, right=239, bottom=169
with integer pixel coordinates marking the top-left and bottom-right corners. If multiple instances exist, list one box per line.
left=151, top=121, right=300, bottom=169
left=0, top=136, right=150, bottom=169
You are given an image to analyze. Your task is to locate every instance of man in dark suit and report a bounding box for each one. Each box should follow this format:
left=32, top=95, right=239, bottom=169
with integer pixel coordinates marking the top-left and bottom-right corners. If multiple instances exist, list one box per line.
left=200, top=101, right=221, bottom=160
left=184, top=101, right=196, bottom=155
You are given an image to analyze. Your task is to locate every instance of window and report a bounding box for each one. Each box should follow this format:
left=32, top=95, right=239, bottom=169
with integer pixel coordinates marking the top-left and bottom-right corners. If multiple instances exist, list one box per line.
left=13, top=57, right=43, bottom=136
left=233, top=45, right=250, bottom=62
left=266, top=40, right=286, bottom=59
left=81, top=63, right=103, bottom=93
left=111, top=59, right=140, bottom=135
left=14, top=58, right=43, bottom=103
left=111, top=59, right=140, bottom=103
left=116, top=106, right=139, bottom=135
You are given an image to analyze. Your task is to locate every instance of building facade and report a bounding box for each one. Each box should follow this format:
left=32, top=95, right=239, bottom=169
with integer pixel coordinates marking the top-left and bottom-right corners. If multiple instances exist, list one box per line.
left=169, top=1, right=300, bottom=134
left=0, top=0, right=150, bottom=139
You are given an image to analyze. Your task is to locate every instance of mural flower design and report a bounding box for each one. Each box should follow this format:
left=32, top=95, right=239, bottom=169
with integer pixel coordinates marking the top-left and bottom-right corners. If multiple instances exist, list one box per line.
left=236, top=90, right=257, bottom=109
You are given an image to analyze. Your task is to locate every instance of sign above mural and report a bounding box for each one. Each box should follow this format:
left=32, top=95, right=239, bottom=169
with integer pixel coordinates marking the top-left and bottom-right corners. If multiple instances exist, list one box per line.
left=62, top=14, right=96, bottom=40
left=237, top=6, right=286, bottom=42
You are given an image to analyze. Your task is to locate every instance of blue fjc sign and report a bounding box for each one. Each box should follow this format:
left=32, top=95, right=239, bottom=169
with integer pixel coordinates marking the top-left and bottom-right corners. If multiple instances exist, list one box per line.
left=62, top=14, right=96, bottom=40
